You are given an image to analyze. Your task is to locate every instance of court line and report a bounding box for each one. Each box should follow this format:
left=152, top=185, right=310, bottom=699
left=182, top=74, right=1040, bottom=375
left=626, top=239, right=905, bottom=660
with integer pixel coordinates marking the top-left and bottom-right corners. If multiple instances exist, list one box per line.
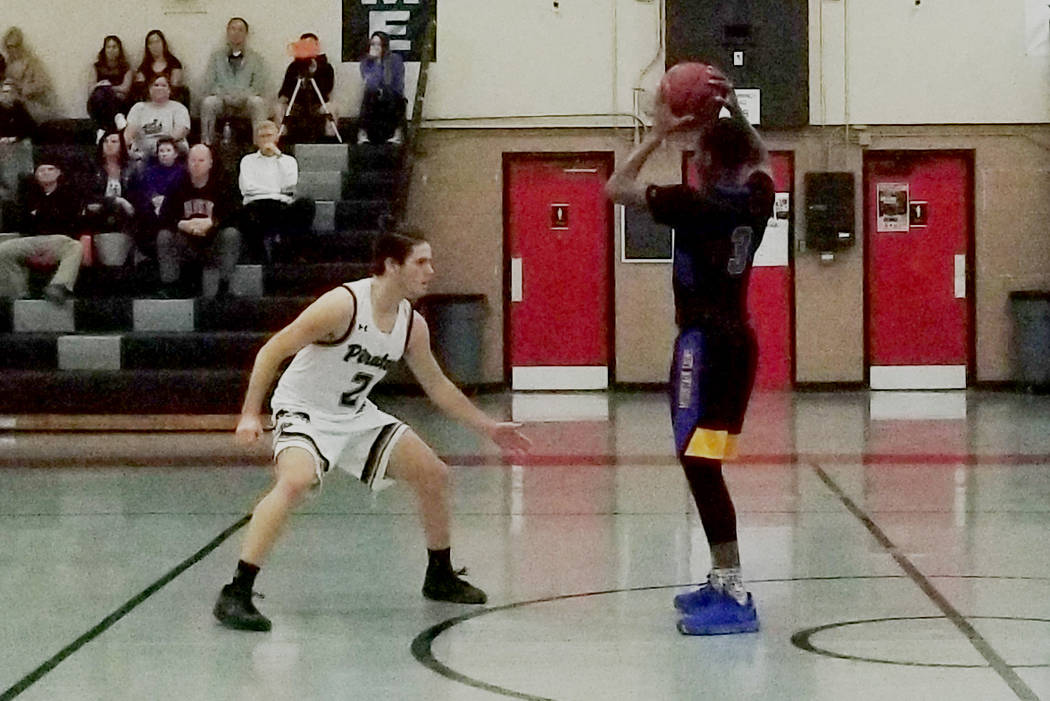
left=809, top=462, right=1041, bottom=701
left=0, top=514, right=250, bottom=701
left=2, top=452, right=1050, bottom=468
left=412, top=575, right=1041, bottom=701
left=792, top=615, right=1050, bottom=668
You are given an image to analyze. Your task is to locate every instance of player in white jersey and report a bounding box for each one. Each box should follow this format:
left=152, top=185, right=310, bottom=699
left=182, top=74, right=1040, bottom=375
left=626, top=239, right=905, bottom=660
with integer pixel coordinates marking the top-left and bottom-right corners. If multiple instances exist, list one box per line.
left=213, top=229, right=530, bottom=632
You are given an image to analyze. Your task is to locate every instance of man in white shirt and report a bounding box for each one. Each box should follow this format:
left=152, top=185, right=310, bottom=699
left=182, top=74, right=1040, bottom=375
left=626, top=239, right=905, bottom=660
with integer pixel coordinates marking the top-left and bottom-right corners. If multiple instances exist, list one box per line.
left=237, top=120, right=314, bottom=263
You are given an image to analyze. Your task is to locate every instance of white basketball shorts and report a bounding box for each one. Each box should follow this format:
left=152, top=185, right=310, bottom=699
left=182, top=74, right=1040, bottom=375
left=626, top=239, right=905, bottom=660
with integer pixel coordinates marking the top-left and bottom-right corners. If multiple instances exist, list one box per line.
left=271, top=400, right=408, bottom=491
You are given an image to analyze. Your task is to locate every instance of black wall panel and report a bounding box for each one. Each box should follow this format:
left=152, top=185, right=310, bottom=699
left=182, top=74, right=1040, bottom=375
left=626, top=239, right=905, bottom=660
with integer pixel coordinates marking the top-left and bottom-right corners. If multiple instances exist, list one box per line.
left=666, top=0, right=808, bottom=128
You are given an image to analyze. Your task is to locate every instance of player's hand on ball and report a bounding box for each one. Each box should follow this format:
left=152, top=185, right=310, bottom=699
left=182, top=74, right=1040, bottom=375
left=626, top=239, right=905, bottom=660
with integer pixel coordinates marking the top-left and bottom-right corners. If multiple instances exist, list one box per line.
left=489, top=422, right=531, bottom=456
left=235, top=414, right=264, bottom=445
left=652, top=90, right=698, bottom=137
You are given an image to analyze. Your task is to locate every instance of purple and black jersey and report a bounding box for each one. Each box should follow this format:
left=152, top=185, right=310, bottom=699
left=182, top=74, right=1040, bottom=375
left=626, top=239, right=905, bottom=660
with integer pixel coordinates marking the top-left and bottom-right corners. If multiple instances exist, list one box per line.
left=646, top=171, right=775, bottom=332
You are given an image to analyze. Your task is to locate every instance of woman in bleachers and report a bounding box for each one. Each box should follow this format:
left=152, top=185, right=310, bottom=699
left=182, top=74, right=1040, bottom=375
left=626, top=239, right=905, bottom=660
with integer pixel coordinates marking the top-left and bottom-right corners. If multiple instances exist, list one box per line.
left=357, top=31, right=405, bottom=144
left=124, top=74, right=190, bottom=164
left=132, top=30, right=186, bottom=106
left=81, top=129, right=136, bottom=237
left=1, top=27, right=55, bottom=122
left=87, top=35, right=133, bottom=141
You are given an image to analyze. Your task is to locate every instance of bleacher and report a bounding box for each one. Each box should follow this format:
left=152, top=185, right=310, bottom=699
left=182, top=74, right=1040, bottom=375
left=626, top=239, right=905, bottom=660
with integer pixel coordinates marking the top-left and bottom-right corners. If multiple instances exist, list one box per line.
left=0, top=118, right=409, bottom=413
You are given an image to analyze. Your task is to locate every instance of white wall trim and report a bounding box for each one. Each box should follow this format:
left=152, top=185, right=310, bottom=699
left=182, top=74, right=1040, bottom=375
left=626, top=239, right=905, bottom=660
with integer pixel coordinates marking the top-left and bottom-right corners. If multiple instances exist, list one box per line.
left=512, top=366, right=609, bottom=391
left=869, top=365, right=966, bottom=390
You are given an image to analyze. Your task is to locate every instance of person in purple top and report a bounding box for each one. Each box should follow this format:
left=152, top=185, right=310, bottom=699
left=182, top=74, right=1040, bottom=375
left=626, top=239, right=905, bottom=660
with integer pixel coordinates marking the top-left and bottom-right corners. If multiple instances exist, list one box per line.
left=357, top=31, right=405, bottom=144
left=130, top=136, right=186, bottom=265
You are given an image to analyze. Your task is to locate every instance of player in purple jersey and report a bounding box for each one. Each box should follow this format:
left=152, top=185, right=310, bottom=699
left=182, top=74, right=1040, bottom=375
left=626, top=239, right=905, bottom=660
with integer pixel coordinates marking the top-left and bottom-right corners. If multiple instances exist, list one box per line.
left=606, top=75, right=774, bottom=635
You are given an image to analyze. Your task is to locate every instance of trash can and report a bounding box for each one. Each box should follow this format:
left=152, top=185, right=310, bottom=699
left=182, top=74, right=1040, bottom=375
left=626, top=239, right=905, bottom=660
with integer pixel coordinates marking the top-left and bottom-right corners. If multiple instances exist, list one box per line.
left=420, top=293, right=486, bottom=387
left=1010, top=290, right=1050, bottom=390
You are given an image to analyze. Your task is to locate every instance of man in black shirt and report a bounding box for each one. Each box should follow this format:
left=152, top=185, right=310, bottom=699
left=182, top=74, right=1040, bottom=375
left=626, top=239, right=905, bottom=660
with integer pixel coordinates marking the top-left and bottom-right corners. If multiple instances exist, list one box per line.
left=157, top=144, right=241, bottom=297
left=0, top=155, right=83, bottom=305
left=606, top=74, right=774, bottom=636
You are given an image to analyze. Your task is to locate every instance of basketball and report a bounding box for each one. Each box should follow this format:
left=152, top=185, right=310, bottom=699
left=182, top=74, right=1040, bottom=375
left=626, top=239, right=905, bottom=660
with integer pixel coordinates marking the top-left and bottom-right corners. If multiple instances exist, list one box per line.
left=659, top=62, right=725, bottom=118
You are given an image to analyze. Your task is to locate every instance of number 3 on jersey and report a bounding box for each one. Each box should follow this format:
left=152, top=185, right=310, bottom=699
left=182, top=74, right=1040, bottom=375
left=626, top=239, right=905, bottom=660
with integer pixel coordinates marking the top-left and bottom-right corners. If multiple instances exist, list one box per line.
left=340, top=372, right=374, bottom=409
left=727, top=226, right=753, bottom=276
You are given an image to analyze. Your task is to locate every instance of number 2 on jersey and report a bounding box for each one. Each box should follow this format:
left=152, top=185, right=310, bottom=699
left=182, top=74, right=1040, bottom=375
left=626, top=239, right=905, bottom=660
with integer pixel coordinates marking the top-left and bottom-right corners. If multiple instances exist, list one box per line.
left=727, top=226, right=753, bottom=276
left=340, top=372, right=374, bottom=408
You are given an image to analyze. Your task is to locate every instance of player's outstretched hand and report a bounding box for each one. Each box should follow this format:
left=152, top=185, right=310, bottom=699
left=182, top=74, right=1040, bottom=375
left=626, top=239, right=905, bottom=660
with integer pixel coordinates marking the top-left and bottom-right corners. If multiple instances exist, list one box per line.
left=488, top=421, right=532, bottom=457
left=235, top=414, right=264, bottom=446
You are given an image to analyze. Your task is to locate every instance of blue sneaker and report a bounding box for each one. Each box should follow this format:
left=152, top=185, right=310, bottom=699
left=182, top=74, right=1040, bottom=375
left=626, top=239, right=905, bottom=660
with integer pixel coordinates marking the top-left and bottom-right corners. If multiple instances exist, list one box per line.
left=676, top=591, right=759, bottom=636
left=673, top=577, right=721, bottom=614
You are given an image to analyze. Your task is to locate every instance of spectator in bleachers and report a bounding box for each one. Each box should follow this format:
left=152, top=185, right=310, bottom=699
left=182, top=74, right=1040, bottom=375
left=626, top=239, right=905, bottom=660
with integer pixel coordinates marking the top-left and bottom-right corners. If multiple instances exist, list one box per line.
left=125, top=74, right=190, bottom=163
left=200, top=17, right=268, bottom=146
left=130, top=136, right=185, bottom=265
left=87, top=35, right=132, bottom=141
left=0, top=79, right=35, bottom=212
left=157, top=144, right=240, bottom=297
left=238, top=120, right=314, bottom=263
left=0, top=153, right=83, bottom=305
left=357, top=31, right=405, bottom=145
left=81, top=130, right=136, bottom=238
left=274, top=33, right=336, bottom=143
left=132, top=30, right=186, bottom=106
left=1, top=27, right=55, bottom=122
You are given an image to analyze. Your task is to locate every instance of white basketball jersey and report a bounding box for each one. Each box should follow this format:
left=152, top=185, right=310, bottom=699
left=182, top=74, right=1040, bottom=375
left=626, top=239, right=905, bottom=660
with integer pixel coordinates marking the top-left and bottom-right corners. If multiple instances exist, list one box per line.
left=271, top=277, right=414, bottom=415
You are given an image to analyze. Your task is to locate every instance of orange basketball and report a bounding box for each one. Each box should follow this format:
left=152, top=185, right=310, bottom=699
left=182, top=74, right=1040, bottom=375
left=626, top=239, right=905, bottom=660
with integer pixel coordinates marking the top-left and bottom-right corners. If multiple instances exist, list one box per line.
left=659, top=62, right=726, bottom=118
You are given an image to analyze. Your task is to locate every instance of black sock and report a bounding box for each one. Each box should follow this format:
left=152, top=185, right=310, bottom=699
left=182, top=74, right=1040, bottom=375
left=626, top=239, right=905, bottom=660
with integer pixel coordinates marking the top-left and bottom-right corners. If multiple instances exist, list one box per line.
left=426, top=548, right=453, bottom=577
left=230, top=560, right=260, bottom=594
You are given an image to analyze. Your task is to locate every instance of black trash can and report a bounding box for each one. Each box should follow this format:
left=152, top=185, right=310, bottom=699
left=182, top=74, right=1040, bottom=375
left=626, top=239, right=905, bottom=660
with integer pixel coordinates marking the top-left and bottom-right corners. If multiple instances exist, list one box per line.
left=1010, top=290, right=1050, bottom=390
left=420, top=293, right=486, bottom=387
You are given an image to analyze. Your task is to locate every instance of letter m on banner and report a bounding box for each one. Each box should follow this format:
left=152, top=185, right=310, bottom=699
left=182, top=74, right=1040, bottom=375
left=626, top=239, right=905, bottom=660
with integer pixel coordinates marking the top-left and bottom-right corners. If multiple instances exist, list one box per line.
left=342, top=0, right=436, bottom=62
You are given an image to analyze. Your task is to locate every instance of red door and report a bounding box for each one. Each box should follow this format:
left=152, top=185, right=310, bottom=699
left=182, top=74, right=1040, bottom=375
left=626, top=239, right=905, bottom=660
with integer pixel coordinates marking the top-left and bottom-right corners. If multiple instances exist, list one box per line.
left=865, top=152, right=972, bottom=389
left=505, top=155, right=613, bottom=389
left=685, top=151, right=794, bottom=390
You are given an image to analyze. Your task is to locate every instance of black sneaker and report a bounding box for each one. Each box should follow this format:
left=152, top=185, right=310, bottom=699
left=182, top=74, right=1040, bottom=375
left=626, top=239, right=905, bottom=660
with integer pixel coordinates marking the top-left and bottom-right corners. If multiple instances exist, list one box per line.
left=422, top=567, right=487, bottom=605
left=213, top=584, right=272, bottom=631
left=42, top=284, right=71, bottom=306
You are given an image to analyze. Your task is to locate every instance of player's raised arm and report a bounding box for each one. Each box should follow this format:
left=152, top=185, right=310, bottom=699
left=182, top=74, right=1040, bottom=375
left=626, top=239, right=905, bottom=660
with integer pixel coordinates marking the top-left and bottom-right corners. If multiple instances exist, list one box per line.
left=235, top=287, right=355, bottom=444
left=605, top=89, right=697, bottom=207
left=402, top=310, right=530, bottom=455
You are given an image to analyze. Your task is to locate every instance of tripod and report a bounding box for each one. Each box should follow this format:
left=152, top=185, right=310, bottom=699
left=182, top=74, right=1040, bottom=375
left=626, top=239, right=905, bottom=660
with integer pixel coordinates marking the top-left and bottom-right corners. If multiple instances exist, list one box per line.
left=279, top=76, right=343, bottom=144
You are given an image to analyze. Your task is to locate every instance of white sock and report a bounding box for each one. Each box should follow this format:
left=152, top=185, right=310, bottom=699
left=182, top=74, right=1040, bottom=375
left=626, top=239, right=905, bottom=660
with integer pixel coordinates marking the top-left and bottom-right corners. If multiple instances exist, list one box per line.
left=711, top=567, right=748, bottom=605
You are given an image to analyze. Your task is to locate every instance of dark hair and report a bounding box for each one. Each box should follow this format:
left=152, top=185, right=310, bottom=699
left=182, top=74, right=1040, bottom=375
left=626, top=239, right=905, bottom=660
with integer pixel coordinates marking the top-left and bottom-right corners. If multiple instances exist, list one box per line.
left=0, top=53, right=6, bottom=82
left=154, top=136, right=178, bottom=152
left=700, top=118, right=757, bottom=173
left=95, top=35, right=129, bottom=75
left=148, top=73, right=171, bottom=88
left=228, top=17, right=249, bottom=32
left=371, top=229, right=427, bottom=275
left=300, top=32, right=319, bottom=41
left=368, top=31, right=390, bottom=56
left=96, top=129, right=129, bottom=168
left=137, top=30, right=180, bottom=78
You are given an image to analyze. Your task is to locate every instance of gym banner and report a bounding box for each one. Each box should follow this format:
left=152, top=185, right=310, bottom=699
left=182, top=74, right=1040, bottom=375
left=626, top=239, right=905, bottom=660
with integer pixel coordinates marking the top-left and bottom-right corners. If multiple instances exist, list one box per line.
left=342, top=0, right=436, bottom=63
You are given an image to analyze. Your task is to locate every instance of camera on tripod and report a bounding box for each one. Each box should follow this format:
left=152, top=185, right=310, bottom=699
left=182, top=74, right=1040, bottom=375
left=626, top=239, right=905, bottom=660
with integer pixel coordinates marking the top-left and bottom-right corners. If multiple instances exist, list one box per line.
left=279, top=34, right=342, bottom=143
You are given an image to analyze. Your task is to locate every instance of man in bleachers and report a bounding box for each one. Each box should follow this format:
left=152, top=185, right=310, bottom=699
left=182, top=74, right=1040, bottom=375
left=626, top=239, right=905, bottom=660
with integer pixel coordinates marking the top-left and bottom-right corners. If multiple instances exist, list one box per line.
left=0, top=153, right=83, bottom=305
left=0, top=78, right=35, bottom=226
left=238, top=120, right=314, bottom=263
left=200, top=17, right=268, bottom=146
left=156, top=144, right=240, bottom=298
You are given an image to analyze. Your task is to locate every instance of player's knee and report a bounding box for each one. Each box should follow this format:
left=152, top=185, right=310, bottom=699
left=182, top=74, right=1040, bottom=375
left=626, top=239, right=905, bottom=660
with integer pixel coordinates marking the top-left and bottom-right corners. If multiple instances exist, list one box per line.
left=276, top=470, right=315, bottom=501
left=421, top=459, right=450, bottom=489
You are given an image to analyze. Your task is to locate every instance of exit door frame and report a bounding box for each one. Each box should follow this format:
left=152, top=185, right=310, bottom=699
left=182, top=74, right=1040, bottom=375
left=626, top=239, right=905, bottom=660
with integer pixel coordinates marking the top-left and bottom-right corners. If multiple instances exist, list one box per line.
left=861, top=149, right=977, bottom=388
left=501, top=151, right=618, bottom=387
